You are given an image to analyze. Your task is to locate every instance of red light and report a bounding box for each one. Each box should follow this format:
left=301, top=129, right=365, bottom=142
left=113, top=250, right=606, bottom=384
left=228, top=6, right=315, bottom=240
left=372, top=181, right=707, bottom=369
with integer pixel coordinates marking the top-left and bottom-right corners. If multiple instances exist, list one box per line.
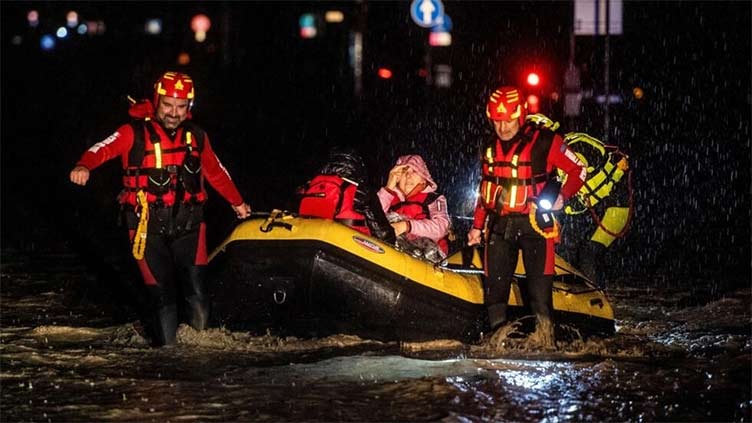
left=526, top=72, right=540, bottom=86
left=300, top=26, right=316, bottom=39
left=526, top=94, right=540, bottom=113
left=428, top=31, right=452, bottom=46
left=377, top=68, right=393, bottom=79
left=191, top=14, right=211, bottom=33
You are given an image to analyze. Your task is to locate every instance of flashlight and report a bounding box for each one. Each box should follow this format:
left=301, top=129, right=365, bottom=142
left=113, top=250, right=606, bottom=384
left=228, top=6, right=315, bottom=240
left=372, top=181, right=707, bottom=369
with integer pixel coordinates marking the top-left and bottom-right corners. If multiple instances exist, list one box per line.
left=537, top=174, right=562, bottom=210
left=534, top=174, right=562, bottom=230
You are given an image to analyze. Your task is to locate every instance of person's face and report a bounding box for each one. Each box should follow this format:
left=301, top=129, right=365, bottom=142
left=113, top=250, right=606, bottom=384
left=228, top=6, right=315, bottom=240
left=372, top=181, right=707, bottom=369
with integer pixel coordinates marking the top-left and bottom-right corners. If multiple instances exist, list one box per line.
left=398, top=166, right=425, bottom=195
left=493, top=118, right=520, bottom=141
left=156, top=96, right=190, bottom=130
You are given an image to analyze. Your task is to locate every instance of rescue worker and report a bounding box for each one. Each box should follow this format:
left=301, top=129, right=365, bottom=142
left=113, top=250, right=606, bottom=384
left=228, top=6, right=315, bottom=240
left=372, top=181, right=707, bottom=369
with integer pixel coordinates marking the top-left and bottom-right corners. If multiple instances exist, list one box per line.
left=558, top=131, right=631, bottom=288
left=377, top=154, right=451, bottom=261
left=466, top=86, right=586, bottom=340
left=298, top=147, right=396, bottom=244
left=69, top=71, right=251, bottom=346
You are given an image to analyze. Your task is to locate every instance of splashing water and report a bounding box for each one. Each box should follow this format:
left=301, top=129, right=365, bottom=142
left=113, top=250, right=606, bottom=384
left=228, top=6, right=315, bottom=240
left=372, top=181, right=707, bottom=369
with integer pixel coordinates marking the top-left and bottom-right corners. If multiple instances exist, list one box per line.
left=1, top=253, right=749, bottom=422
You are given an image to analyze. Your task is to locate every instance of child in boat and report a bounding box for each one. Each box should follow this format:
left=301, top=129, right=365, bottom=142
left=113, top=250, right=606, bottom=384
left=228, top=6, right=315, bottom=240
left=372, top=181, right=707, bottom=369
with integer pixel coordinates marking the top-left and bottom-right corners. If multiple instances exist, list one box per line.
left=377, top=154, right=451, bottom=262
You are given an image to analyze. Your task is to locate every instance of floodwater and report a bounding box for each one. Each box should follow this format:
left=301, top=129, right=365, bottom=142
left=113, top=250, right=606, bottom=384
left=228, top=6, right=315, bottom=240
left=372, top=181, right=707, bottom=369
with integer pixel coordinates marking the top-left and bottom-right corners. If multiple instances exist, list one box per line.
left=1, top=252, right=750, bottom=422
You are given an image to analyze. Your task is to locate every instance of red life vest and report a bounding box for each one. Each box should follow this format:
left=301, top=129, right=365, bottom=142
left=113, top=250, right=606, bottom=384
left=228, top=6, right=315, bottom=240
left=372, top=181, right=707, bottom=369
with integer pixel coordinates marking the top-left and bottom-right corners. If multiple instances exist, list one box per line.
left=388, top=191, right=449, bottom=253
left=120, top=120, right=206, bottom=207
left=479, top=126, right=553, bottom=215
left=298, top=175, right=370, bottom=235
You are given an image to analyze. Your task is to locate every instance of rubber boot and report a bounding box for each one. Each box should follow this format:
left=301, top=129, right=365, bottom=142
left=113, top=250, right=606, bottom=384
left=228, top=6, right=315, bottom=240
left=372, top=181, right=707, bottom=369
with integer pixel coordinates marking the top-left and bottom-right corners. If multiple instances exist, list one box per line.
left=533, top=317, right=556, bottom=350
left=183, top=266, right=209, bottom=331
left=487, top=303, right=508, bottom=331
left=185, top=296, right=209, bottom=331
left=151, top=304, right=178, bottom=347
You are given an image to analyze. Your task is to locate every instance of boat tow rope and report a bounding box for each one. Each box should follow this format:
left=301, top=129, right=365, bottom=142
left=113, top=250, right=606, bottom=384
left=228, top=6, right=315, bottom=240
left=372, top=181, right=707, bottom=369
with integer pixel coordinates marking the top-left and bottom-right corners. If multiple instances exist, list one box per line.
left=259, top=209, right=295, bottom=232
left=132, top=190, right=149, bottom=260
left=260, top=209, right=282, bottom=232
left=528, top=203, right=559, bottom=239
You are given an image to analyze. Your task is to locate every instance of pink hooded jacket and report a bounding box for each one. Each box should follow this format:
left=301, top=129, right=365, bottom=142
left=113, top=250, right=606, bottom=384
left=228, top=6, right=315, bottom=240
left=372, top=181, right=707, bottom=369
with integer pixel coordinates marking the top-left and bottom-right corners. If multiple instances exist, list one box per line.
left=377, top=155, right=451, bottom=244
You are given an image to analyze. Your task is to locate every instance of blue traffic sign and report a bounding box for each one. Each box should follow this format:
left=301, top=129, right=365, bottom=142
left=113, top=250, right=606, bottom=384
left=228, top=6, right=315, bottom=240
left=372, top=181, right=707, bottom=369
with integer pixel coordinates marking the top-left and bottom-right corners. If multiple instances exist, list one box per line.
left=430, top=14, right=452, bottom=33
left=410, top=0, right=444, bottom=28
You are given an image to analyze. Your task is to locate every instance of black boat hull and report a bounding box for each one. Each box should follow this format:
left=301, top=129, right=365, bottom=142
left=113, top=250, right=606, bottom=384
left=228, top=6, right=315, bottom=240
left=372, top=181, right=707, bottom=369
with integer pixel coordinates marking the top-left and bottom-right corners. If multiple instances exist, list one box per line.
left=207, top=215, right=615, bottom=343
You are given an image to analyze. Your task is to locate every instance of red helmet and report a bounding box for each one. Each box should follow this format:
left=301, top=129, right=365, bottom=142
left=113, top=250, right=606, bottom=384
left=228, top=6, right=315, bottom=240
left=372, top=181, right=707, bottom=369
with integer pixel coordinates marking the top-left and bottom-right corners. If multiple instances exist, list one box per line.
left=153, top=71, right=195, bottom=108
left=485, top=86, right=527, bottom=124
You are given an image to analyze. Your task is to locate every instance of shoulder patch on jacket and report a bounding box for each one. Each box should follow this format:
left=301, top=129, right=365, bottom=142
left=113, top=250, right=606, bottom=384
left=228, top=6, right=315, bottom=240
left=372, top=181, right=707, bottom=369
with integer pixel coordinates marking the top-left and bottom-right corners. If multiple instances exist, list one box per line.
left=88, top=131, right=121, bottom=153
left=564, top=149, right=579, bottom=163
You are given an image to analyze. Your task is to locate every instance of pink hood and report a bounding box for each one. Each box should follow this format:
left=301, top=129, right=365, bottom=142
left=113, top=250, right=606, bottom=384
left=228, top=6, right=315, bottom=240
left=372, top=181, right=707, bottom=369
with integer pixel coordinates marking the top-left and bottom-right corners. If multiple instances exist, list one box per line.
left=396, top=154, right=437, bottom=190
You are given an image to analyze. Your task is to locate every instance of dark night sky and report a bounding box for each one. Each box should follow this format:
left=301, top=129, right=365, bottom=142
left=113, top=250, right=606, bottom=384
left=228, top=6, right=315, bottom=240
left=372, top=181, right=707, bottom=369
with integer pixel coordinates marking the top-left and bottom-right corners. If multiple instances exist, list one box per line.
left=2, top=1, right=750, bottom=290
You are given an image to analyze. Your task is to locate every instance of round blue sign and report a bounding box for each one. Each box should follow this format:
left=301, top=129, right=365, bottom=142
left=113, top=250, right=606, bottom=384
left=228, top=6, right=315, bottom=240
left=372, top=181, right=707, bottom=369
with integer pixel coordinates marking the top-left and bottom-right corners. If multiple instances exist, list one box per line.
left=410, top=0, right=444, bottom=28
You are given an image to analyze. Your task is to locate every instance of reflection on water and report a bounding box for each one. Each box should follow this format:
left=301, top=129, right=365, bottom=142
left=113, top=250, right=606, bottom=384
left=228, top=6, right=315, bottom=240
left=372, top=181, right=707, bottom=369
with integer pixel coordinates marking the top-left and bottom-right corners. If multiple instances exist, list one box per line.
left=1, top=253, right=750, bottom=421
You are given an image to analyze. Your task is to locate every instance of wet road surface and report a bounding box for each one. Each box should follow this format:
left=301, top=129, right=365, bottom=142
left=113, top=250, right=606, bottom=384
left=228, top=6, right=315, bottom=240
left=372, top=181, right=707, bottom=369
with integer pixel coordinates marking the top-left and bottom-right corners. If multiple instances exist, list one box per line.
left=1, top=252, right=750, bottom=422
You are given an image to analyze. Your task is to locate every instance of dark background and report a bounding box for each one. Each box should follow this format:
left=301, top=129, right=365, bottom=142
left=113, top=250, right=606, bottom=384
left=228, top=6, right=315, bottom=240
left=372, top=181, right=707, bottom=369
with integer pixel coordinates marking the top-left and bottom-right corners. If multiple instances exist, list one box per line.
left=2, top=1, right=750, bottom=294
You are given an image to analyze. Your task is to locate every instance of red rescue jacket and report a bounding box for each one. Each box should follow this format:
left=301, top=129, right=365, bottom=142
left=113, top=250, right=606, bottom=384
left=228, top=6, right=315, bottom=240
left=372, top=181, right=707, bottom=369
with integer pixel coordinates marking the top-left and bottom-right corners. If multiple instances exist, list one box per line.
left=388, top=191, right=449, bottom=254
left=119, top=120, right=206, bottom=206
left=76, top=119, right=243, bottom=208
left=473, top=124, right=585, bottom=229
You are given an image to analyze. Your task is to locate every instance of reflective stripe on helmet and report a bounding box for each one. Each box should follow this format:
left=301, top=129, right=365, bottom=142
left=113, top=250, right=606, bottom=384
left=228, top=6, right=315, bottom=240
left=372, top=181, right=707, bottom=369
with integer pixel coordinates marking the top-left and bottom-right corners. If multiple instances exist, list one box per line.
left=486, top=86, right=528, bottom=124
left=153, top=71, right=195, bottom=107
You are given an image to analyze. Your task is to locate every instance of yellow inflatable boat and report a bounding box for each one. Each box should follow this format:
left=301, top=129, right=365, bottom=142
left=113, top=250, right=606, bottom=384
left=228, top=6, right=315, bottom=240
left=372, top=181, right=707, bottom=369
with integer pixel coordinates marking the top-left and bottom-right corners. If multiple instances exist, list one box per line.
left=207, top=211, right=614, bottom=343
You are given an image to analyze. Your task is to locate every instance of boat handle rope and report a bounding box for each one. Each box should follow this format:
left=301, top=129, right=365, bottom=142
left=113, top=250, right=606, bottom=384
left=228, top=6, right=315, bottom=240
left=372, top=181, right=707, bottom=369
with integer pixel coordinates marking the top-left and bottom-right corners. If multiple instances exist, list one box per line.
left=260, top=209, right=284, bottom=232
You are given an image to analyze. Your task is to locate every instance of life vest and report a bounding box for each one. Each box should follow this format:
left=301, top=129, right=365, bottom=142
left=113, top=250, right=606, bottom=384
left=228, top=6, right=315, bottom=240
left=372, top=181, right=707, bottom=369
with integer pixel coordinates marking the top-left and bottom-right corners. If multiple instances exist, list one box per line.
left=388, top=191, right=449, bottom=253
left=562, top=132, right=628, bottom=215
left=479, top=124, right=553, bottom=215
left=298, top=174, right=370, bottom=235
left=120, top=119, right=205, bottom=207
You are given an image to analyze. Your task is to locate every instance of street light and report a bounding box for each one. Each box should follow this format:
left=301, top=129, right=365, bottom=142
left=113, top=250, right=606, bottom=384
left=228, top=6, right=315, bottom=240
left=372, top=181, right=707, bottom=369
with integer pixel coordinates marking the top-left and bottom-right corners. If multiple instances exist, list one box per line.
left=191, top=14, right=211, bottom=43
left=526, top=72, right=540, bottom=87
left=27, top=10, right=39, bottom=28
left=523, top=69, right=544, bottom=113
left=299, top=13, right=316, bottom=39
